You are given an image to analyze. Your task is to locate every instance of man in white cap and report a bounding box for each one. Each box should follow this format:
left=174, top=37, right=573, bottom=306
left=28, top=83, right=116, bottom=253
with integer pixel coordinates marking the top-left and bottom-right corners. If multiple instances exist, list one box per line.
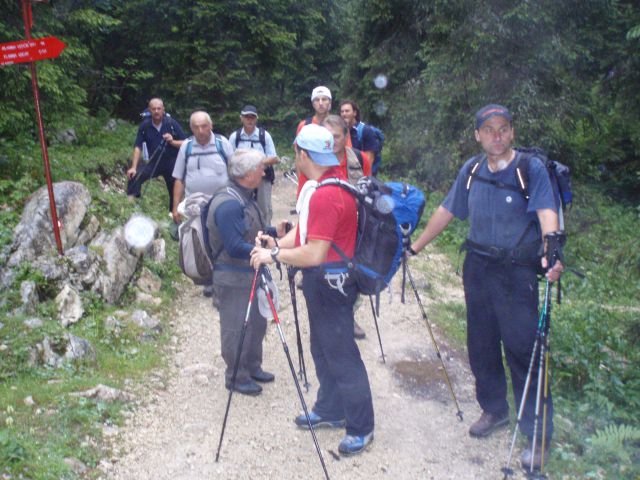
left=251, top=124, right=375, bottom=456
left=228, top=105, right=279, bottom=225
left=296, top=85, right=332, bottom=135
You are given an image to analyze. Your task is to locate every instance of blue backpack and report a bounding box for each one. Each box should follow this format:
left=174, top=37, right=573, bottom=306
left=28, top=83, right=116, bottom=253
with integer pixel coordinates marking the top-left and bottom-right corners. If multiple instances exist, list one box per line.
left=318, top=176, right=425, bottom=296
left=356, top=122, right=385, bottom=175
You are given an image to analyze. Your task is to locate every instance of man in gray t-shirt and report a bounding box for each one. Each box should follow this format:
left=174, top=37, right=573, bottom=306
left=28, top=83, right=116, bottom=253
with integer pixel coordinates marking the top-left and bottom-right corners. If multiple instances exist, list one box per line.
left=171, top=111, right=233, bottom=223
left=409, top=104, right=564, bottom=472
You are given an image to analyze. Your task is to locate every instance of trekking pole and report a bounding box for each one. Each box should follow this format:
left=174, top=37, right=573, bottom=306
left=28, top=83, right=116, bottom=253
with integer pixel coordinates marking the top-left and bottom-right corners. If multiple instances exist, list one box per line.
left=368, top=295, right=386, bottom=363
left=287, top=265, right=310, bottom=391
left=259, top=266, right=330, bottom=480
left=405, top=261, right=464, bottom=421
left=141, top=140, right=168, bottom=197
left=501, top=280, right=550, bottom=479
left=131, top=139, right=166, bottom=189
left=215, top=269, right=260, bottom=463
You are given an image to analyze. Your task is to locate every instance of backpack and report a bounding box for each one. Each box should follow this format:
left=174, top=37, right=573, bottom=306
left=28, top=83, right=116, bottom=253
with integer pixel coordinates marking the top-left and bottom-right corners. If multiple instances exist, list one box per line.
left=234, top=127, right=266, bottom=150
left=345, top=148, right=365, bottom=185
left=466, top=147, right=572, bottom=228
left=356, top=122, right=385, bottom=175
left=318, top=176, right=425, bottom=296
left=177, top=194, right=222, bottom=285
left=182, top=134, right=229, bottom=181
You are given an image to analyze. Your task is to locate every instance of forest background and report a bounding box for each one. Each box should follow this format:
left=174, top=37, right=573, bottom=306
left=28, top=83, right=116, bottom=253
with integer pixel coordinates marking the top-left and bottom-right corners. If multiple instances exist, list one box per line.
left=0, top=0, right=639, bottom=479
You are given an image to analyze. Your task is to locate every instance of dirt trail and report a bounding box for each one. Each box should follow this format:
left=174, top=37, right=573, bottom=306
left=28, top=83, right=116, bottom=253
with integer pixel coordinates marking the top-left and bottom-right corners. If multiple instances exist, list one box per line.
left=102, top=176, right=530, bottom=480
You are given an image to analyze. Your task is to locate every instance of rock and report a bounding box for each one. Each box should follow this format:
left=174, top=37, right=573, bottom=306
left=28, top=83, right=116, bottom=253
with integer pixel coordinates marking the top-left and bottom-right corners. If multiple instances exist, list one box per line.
left=55, top=128, right=77, bottom=144
left=23, top=317, right=43, bottom=329
left=104, top=315, right=121, bottom=330
left=8, top=182, right=91, bottom=267
left=55, top=284, right=84, bottom=327
left=135, top=291, right=162, bottom=306
left=20, top=280, right=38, bottom=314
left=103, top=119, right=118, bottom=131
left=90, top=226, right=141, bottom=303
left=146, top=238, right=166, bottom=263
left=136, top=268, right=162, bottom=294
left=64, top=334, right=96, bottom=363
left=129, top=310, right=161, bottom=330
left=69, top=384, right=134, bottom=402
left=64, top=457, right=88, bottom=475
left=180, top=363, right=216, bottom=379
left=24, top=396, right=35, bottom=406
left=75, top=215, right=100, bottom=246
left=0, top=322, right=3, bottom=330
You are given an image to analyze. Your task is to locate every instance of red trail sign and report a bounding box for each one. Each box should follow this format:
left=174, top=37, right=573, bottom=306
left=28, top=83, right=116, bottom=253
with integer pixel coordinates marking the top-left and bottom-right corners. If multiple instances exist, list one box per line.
left=0, top=36, right=65, bottom=66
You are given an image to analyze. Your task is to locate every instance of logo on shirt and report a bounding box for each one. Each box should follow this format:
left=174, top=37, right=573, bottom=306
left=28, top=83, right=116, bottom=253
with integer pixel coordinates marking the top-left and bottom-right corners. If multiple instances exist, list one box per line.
left=506, top=195, right=513, bottom=204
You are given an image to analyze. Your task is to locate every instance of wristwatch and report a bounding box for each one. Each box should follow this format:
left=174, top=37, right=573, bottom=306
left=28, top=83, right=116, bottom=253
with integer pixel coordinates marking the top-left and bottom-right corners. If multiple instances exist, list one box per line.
left=270, top=246, right=280, bottom=263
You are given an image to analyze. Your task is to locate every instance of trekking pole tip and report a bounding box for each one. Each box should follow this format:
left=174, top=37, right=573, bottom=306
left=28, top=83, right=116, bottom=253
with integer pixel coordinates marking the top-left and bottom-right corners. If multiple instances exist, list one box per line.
left=456, top=410, right=464, bottom=422
left=501, top=467, right=514, bottom=479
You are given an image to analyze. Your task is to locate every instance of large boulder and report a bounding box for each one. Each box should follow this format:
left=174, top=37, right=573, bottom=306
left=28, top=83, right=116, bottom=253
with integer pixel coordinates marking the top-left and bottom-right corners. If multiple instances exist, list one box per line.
left=90, top=226, right=141, bottom=303
left=8, top=181, right=92, bottom=267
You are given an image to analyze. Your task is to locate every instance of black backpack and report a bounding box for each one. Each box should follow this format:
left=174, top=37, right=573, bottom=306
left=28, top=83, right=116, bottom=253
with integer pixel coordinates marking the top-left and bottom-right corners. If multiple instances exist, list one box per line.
left=466, top=147, right=573, bottom=225
left=317, top=176, right=425, bottom=296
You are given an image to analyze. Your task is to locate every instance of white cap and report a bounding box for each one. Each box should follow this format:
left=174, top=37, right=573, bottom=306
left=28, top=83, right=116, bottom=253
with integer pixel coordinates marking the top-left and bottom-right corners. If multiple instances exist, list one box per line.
left=311, top=86, right=332, bottom=102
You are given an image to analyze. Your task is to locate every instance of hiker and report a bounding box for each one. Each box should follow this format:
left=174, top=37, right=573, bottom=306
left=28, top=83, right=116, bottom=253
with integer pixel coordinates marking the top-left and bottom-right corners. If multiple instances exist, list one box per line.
left=172, top=111, right=233, bottom=297
left=126, top=97, right=186, bottom=211
left=228, top=105, right=279, bottom=226
left=206, top=148, right=280, bottom=396
left=409, top=104, right=564, bottom=471
left=250, top=124, right=375, bottom=456
left=339, top=100, right=380, bottom=172
left=171, top=111, right=233, bottom=223
left=321, top=114, right=371, bottom=340
left=295, top=85, right=333, bottom=135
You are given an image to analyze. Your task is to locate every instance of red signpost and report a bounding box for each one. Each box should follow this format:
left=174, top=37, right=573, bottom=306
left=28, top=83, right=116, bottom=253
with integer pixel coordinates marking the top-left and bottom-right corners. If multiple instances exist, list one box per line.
left=0, top=1, right=66, bottom=255
left=0, top=36, right=66, bottom=66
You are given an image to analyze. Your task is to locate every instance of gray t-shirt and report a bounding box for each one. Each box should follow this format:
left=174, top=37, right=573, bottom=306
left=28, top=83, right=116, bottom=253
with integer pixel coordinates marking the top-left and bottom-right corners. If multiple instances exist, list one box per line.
left=442, top=152, right=556, bottom=249
left=172, top=134, right=233, bottom=196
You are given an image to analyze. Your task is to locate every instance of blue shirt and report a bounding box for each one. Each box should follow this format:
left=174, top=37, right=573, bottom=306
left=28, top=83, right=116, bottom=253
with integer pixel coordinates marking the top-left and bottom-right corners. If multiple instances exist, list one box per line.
left=442, top=152, right=556, bottom=249
left=214, top=199, right=255, bottom=259
left=349, top=122, right=379, bottom=153
left=134, top=117, right=186, bottom=162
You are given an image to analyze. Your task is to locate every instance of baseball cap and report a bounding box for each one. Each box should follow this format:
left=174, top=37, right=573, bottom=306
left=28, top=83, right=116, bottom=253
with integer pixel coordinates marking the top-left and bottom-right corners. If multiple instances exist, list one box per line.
left=294, top=124, right=339, bottom=166
left=240, top=105, right=258, bottom=117
left=311, top=86, right=332, bottom=102
left=475, top=104, right=512, bottom=129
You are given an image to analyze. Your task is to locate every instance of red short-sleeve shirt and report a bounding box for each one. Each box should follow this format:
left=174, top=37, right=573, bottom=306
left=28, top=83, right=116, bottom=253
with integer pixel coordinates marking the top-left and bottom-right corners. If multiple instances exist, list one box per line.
left=295, top=167, right=357, bottom=263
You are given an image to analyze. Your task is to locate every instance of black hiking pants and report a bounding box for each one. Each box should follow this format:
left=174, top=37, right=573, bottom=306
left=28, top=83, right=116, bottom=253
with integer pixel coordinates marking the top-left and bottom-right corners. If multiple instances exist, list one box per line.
left=127, top=156, right=176, bottom=212
left=302, top=267, right=374, bottom=437
left=463, top=252, right=553, bottom=441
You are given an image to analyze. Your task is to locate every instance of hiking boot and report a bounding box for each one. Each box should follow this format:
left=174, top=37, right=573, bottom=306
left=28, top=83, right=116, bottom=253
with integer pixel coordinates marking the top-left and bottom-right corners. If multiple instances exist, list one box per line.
left=520, top=440, right=550, bottom=471
left=354, top=320, right=366, bottom=340
left=294, top=411, right=346, bottom=430
left=250, top=369, right=275, bottom=383
left=338, top=432, right=374, bottom=456
left=225, top=379, right=262, bottom=396
left=468, top=411, right=509, bottom=437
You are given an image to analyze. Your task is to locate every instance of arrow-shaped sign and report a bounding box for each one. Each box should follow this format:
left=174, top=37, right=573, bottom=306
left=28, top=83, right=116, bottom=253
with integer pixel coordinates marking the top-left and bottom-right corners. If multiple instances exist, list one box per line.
left=0, top=36, right=66, bottom=66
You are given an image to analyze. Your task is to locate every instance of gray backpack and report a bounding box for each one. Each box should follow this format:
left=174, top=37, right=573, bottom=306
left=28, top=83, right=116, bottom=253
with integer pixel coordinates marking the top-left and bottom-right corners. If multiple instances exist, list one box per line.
left=177, top=193, right=219, bottom=285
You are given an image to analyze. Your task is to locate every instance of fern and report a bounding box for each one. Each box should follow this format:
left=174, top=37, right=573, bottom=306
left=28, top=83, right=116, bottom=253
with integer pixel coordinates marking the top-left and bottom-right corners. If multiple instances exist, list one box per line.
left=589, top=424, right=640, bottom=449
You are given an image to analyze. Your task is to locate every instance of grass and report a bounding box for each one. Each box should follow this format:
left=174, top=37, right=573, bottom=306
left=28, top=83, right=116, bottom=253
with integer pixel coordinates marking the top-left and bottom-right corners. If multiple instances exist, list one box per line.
left=0, top=115, right=184, bottom=479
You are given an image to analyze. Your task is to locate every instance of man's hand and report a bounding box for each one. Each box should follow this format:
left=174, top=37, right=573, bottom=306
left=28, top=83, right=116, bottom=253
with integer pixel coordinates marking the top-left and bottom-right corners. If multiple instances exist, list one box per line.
left=254, top=231, right=276, bottom=248
left=162, top=133, right=174, bottom=145
left=542, top=258, right=564, bottom=283
left=250, top=246, right=273, bottom=269
left=171, top=210, right=182, bottom=224
left=263, top=156, right=280, bottom=166
left=126, top=167, right=137, bottom=179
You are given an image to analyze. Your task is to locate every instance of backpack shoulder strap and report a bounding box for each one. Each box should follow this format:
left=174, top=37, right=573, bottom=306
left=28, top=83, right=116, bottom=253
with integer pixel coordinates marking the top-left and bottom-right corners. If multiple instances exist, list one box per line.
left=183, top=138, right=194, bottom=182
left=465, top=155, right=484, bottom=191
left=234, top=128, right=242, bottom=148
left=356, top=122, right=365, bottom=143
left=351, top=148, right=364, bottom=168
left=514, top=151, right=532, bottom=199
left=259, top=128, right=266, bottom=150
left=214, top=134, right=228, bottom=165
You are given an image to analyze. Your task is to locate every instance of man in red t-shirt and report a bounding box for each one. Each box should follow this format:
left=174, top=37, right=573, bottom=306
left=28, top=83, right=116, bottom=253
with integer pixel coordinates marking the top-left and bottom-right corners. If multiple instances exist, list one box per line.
left=251, top=124, right=375, bottom=456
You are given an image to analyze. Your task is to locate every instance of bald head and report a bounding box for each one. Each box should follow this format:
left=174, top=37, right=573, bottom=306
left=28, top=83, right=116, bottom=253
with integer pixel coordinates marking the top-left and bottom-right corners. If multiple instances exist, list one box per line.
left=190, top=111, right=213, bottom=145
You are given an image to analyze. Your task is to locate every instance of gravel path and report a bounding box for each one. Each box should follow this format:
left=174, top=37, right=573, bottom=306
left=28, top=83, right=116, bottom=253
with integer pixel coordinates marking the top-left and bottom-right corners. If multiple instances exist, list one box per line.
left=103, top=176, right=529, bottom=480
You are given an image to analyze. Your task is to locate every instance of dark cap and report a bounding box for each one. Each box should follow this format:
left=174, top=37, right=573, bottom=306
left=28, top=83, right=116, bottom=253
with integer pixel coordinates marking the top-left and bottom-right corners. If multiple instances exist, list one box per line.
left=475, top=104, right=512, bottom=130
left=240, top=105, right=258, bottom=117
